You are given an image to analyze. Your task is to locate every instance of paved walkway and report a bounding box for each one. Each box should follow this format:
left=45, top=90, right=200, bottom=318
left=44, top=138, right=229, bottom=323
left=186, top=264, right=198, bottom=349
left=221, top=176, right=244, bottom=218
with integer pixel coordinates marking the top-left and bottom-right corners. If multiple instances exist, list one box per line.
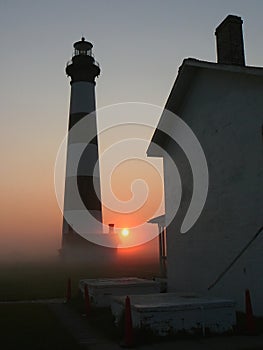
left=141, top=336, right=263, bottom=350
left=2, top=299, right=263, bottom=349
left=49, top=303, right=121, bottom=349
left=0, top=298, right=65, bottom=304
left=49, top=302, right=263, bottom=350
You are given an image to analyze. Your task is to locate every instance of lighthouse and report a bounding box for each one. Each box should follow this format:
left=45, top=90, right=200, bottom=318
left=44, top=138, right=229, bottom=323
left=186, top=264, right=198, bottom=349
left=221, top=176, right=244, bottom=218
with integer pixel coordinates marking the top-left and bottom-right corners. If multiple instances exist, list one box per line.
left=62, top=37, right=102, bottom=256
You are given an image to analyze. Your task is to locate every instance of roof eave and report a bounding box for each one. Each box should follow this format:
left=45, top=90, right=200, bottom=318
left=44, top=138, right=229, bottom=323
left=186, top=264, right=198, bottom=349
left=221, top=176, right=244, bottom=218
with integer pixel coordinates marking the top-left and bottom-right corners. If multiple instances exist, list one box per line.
left=147, top=58, right=263, bottom=157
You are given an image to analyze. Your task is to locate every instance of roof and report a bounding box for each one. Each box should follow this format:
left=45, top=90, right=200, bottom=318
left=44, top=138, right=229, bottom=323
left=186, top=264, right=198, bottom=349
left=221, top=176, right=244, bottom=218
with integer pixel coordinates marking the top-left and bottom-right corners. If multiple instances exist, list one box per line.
left=147, top=58, right=263, bottom=155
left=147, top=214, right=165, bottom=226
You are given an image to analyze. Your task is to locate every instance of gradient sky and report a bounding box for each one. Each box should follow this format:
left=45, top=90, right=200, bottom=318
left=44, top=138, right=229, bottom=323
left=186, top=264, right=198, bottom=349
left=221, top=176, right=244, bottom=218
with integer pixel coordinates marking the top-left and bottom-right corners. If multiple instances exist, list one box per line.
left=1, top=0, right=263, bottom=260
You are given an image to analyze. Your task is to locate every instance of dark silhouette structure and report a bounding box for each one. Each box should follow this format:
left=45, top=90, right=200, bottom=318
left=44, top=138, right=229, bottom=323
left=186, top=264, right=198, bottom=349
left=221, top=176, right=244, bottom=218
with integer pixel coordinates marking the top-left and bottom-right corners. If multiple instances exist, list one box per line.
left=215, top=15, right=245, bottom=66
left=61, top=38, right=117, bottom=260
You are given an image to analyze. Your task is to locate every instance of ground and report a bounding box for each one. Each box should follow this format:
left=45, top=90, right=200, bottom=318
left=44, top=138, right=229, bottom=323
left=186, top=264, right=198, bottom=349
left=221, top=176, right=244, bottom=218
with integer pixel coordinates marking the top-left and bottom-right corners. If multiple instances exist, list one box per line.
left=1, top=260, right=263, bottom=350
left=0, top=303, right=80, bottom=350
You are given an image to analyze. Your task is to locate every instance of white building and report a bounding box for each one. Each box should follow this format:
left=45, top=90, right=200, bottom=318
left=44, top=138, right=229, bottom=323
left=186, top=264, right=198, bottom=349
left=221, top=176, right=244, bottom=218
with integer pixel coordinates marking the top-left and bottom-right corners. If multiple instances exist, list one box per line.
left=148, top=15, right=263, bottom=315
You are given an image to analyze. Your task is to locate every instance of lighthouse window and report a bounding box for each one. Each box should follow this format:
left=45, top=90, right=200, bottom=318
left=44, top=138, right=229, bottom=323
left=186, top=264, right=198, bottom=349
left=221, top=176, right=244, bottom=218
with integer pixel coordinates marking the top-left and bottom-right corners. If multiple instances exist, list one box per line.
left=74, top=49, right=86, bottom=56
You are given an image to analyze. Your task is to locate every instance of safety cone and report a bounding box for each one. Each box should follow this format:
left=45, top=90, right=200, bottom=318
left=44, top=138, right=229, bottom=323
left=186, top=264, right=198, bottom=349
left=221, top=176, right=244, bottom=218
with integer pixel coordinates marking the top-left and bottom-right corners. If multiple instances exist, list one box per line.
left=122, top=296, right=134, bottom=348
left=66, top=277, right=72, bottom=303
left=245, top=289, right=256, bottom=335
left=84, top=284, right=91, bottom=316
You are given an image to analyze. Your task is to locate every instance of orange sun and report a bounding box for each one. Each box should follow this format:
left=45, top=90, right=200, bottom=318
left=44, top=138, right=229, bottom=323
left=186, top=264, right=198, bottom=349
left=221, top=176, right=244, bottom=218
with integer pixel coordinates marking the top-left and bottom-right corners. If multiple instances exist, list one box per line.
left=121, top=228, right=129, bottom=237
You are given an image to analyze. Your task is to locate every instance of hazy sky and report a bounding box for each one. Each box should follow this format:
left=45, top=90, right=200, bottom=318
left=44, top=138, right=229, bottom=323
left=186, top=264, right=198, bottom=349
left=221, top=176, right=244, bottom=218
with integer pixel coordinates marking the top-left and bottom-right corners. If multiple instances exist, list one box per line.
left=1, top=0, right=262, bottom=260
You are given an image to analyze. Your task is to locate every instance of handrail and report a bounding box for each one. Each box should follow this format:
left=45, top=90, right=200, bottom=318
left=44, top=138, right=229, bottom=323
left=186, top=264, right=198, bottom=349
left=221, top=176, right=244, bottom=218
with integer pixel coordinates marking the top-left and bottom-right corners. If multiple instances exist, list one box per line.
left=208, top=225, right=263, bottom=290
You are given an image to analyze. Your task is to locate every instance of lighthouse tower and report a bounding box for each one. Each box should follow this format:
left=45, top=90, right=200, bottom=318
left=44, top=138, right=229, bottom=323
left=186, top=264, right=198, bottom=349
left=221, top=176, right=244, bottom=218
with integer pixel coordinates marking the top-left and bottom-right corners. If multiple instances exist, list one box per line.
left=62, top=37, right=102, bottom=255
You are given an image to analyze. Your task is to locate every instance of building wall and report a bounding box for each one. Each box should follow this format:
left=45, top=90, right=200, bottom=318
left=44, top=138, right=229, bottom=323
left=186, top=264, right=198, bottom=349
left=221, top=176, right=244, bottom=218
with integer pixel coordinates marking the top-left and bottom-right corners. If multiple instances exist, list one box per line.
left=164, top=68, right=263, bottom=315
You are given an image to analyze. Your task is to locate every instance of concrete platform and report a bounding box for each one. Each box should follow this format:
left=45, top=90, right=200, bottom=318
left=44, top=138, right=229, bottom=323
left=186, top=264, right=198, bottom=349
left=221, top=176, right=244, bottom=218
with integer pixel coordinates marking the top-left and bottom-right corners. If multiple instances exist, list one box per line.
left=111, top=293, right=236, bottom=336
left=79, top=277, right=161, bottom=307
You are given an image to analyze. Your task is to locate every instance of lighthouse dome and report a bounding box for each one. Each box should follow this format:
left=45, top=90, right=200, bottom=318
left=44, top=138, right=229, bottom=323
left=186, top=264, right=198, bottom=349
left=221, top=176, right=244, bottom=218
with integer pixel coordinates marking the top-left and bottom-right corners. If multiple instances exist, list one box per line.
left=73, top=37, right=93, bottom=53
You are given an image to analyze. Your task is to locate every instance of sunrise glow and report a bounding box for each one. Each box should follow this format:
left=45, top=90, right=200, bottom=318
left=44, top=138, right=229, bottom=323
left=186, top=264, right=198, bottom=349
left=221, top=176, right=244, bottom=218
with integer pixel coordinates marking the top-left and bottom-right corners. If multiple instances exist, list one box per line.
left=121, top=228, right=129, bottom=237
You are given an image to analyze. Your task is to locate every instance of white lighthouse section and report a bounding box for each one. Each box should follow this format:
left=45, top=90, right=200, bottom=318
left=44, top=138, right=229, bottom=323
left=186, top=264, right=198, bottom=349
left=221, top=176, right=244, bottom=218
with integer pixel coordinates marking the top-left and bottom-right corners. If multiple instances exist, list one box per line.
left=69, top=82, right=95, bottom=114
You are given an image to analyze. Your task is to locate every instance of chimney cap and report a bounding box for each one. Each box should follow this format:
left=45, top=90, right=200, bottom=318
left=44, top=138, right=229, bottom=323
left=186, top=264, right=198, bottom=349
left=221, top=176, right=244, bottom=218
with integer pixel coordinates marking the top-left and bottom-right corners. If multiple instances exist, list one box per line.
left=215, top=14, right=243, bottom=35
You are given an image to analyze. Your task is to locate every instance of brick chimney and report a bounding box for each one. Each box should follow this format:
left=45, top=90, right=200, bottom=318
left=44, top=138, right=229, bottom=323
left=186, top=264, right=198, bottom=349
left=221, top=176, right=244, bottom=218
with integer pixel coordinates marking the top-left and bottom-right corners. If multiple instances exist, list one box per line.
left=108, top=223, right=115, bottom=234
left=215, top=15, right=245, bottom=66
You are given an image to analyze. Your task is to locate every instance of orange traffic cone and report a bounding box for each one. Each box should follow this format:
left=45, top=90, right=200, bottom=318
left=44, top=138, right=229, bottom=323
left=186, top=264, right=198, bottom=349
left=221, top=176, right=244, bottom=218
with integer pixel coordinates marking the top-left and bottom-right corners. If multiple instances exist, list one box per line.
left=84, top=284, right=91, bottom=316
left=123, top=296, right=134, bottom=347
left=66, top=277, right=72, bottom=303
left=245, top=289, right=256, bottom=335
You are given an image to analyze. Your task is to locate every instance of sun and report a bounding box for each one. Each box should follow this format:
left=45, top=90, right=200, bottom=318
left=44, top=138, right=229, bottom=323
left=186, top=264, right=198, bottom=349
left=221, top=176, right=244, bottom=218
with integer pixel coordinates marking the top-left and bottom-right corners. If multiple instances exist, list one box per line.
left=121, top=228, right=129, bottom=237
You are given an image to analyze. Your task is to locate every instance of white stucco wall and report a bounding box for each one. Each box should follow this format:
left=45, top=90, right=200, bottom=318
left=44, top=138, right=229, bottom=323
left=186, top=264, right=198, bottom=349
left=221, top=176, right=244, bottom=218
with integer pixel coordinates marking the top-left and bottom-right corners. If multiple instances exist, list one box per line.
left=164, top=68, right=263, bottom=315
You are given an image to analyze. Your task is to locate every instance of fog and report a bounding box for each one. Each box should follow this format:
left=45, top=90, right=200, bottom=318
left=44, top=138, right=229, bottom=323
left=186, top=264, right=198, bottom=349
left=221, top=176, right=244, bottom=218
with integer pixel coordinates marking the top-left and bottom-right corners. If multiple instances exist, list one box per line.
left=0, top=225, right=159, bottom=279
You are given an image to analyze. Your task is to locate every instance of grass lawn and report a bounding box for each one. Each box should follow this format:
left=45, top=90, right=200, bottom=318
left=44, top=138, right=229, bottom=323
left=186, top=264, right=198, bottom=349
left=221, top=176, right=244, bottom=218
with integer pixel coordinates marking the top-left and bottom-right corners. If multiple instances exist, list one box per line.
left=0, top=259, right=159, bottom=301
left=0, top=303, right=81, bottom=350
left=0, top=260, right=158, bottom=349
